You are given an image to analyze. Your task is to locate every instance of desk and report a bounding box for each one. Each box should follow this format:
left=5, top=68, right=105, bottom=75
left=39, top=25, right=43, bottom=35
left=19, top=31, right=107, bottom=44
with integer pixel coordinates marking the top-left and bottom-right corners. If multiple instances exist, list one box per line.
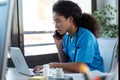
left=6, top=68, right=85, bottom=80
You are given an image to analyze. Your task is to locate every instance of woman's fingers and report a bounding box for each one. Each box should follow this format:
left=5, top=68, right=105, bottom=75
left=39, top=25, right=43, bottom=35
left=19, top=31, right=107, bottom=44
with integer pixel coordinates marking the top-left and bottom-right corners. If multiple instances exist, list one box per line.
left=33, top=66, right=43, bottom=73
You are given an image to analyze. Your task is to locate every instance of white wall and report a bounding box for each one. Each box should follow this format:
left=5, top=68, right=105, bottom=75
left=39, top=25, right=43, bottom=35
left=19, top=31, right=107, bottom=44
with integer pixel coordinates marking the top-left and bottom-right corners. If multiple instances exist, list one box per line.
left=72, top=0, right=92, bottom=14
left=97, top=0, right=118, bottom=24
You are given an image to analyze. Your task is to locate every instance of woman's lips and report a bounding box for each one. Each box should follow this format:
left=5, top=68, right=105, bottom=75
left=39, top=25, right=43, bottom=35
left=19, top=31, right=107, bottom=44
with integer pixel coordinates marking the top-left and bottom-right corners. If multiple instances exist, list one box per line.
left=56, top=30, right=61, bottom=33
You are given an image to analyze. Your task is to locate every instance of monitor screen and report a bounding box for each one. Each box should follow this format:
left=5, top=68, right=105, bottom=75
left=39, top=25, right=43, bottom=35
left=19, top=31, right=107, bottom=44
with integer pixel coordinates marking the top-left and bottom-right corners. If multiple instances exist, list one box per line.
left=0, top=0, right=14, bottom=80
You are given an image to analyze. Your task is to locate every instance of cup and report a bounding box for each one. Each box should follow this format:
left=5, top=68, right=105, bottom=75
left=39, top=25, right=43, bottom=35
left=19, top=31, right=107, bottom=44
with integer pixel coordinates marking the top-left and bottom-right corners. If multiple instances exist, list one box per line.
left=55, top=68, right=64, bottom=78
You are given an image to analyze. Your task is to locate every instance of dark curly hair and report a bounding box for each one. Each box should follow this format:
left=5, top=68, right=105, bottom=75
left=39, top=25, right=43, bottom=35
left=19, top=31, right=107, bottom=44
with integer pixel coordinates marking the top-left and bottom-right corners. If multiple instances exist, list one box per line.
left=53, top=0, right=102, bottom=38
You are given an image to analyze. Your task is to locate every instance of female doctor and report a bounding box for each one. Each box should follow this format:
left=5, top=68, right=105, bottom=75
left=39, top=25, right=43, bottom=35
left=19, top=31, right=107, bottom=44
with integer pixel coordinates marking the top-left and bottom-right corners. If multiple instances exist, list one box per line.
left=34, top=0, right=104, bottom=73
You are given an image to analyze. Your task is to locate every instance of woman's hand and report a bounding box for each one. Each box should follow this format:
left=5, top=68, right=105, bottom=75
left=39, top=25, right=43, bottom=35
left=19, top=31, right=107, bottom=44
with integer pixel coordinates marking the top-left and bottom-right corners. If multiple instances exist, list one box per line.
left=33, top=65, right=43, bottom=73
left=53, top=30, right=63, bottom=45
left=53, top=30, right=68, bottom=62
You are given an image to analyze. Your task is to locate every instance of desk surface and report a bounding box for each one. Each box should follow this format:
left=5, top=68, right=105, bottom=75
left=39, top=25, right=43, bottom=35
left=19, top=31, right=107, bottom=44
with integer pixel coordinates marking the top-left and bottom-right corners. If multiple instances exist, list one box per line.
left=6, top=68, right=85, bottom=80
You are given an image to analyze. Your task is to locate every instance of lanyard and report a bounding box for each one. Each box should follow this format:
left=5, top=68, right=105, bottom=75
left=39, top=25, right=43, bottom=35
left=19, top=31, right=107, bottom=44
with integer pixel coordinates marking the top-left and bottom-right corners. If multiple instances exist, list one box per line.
left=67, top=29, right=78, bottom=62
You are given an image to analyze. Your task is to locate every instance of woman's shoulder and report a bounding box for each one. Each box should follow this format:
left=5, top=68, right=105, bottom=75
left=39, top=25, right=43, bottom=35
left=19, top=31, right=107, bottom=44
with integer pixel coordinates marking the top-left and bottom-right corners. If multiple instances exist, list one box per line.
left=79, top=27, right=95, bottom=37
left=79, top=27, right=91, bottom=33
left=78, top=27, right=97, bottom=41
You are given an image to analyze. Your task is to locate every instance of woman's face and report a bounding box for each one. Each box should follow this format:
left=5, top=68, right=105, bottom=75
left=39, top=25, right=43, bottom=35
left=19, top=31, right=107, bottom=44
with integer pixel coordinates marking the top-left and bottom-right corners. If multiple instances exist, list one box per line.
left=53, top=12, right=72, bottom=35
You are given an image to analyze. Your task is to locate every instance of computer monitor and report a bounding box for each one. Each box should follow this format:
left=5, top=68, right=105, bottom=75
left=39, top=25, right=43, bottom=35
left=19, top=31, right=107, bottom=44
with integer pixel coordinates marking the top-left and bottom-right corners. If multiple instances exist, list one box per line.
left=0, top=0, right=14, bottom=80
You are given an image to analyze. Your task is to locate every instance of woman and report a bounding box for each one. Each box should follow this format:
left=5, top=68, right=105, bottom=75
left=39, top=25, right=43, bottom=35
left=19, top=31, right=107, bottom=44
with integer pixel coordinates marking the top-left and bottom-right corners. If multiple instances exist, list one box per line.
left=34, top=0, right=104, bottom=73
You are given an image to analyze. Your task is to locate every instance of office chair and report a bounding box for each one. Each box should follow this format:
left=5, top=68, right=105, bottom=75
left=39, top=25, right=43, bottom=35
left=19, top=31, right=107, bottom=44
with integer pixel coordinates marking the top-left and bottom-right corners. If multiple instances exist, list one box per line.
left=111, top=40, right=118, bottom=72
left=97, top=38, right=118, bottom=72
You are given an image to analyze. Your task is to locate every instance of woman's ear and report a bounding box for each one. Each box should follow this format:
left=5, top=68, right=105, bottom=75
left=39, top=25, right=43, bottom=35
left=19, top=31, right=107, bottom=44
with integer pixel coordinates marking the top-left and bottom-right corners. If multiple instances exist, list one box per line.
left=68, top=16, right=73, bottom=23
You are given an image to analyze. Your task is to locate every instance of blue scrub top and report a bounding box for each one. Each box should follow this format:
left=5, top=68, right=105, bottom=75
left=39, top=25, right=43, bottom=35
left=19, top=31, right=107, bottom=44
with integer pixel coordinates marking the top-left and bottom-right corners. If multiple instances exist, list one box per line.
left=62, top=27, right=104, bottom=72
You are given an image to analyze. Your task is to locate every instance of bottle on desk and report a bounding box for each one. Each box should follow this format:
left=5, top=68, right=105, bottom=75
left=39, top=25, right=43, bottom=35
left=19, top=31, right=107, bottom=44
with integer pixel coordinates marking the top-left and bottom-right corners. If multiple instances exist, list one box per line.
left=54, top=68, right=73, bottom=80
left=55, top=68, right=64, bottom=78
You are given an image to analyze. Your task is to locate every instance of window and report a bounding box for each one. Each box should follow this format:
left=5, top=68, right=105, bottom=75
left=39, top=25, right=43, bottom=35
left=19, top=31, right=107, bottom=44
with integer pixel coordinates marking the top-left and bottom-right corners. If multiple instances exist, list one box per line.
left=22, top=0, right=92, bottom=56
left=22, top=0, right=58, bottom=56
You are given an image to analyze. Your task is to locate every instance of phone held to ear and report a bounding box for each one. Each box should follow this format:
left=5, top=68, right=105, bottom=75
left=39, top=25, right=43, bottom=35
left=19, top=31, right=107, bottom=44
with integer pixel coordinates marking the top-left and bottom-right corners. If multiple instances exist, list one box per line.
left=54, top=30, right=64, bottom=40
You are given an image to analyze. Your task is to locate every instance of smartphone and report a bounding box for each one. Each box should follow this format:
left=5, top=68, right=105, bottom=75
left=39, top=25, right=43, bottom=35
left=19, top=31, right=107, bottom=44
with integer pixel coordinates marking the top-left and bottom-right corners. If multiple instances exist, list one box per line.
left=55, top=30, right=64, bottom=40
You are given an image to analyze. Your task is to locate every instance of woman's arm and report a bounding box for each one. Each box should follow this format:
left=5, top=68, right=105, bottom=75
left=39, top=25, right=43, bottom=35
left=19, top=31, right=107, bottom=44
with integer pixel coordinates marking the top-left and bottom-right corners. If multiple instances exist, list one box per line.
left=53, top=34, right=68, bottom=62
left=55, top=40, right=68, bottom=62
left=33, top=62, right=89, bottom=74
left=49, top=62, right=89, bottom=73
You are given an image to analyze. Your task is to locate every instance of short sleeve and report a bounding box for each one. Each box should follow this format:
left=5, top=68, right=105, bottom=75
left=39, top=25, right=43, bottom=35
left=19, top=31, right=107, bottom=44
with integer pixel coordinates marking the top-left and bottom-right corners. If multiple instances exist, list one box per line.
left=75, top=35, right=95, bottom=63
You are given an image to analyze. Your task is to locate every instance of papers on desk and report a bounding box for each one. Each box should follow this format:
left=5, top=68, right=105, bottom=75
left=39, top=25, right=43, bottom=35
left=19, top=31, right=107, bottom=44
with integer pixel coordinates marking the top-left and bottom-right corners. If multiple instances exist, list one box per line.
left=64, top=70, right=114, bottom=80
left=28, top=76, right=46, bottom=80
left=89, top=70, right=114, bottom=80
left=90, top=70, right=113, bottom=77
left=64, top=73, right=85, bottom=80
